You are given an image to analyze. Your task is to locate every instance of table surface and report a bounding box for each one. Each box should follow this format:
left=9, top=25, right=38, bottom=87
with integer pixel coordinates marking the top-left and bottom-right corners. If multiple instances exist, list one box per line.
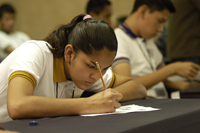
left=180, top=85, right=200, bottom=98
left=1, top=99, right=200, bottom=133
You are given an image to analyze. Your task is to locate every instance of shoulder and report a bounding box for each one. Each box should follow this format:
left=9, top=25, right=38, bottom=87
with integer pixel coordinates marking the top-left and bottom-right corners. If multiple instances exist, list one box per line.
left=4, top=40, right=52, bottom=63
left=22, top=40, right=51, bottom=52
left=114, top=28, right=128, bottom=38
left=115, top=28, right=130, bottom=46
left=10, top=40, right=52, bottom=62
left=114, top=28, right=137, bottom=45
left=6, top=41, right=53, bottom=81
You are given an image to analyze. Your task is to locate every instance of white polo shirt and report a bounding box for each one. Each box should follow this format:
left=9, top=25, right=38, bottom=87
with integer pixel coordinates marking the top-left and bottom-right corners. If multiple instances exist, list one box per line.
left=0, top=30, right=30, bottom=59
left=0, top=40, right=116, bottom=123
left=113, top=28, right=168, bottom=99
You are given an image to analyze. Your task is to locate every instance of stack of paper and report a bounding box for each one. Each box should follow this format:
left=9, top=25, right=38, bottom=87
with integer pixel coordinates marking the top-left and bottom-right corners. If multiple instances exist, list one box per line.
left=81, top=104, right=160, bottom=117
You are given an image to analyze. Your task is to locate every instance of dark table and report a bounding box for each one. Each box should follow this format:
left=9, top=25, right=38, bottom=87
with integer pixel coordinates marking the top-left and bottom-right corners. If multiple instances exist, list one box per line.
left=1, top=99, right=200, bottom=133
left=180, top=85, right=200, bottom=98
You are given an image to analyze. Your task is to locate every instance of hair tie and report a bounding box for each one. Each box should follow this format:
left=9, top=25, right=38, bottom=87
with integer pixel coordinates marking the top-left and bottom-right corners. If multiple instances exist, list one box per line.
left=83, top=15, right=92, bottom=20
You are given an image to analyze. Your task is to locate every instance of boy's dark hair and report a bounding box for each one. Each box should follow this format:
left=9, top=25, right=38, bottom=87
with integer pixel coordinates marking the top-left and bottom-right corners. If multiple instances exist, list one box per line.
left=0, top=3, right=15, bottom=18
left=44, top=14, right=117, bottom=58
left=86, top=0, right=111, bottom=15
left=131, top=0, right=175, bottom=13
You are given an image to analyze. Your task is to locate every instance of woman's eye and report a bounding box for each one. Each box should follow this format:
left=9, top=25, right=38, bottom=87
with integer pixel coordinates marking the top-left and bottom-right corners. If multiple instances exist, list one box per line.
left=88, top=64, right=95, bottom=69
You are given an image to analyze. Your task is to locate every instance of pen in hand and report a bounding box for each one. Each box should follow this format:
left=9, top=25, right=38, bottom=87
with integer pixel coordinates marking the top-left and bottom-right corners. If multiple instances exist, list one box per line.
left=96, top=62, right=107, bottom=90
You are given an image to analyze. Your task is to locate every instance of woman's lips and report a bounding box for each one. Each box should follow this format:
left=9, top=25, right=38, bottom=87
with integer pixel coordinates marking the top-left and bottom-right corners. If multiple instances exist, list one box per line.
left=85, top=81, right=93, bottom=86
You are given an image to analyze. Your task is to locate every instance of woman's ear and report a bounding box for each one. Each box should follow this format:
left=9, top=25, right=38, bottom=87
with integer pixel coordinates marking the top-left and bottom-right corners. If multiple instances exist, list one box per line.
left=64, top=44, right=75, bottom=64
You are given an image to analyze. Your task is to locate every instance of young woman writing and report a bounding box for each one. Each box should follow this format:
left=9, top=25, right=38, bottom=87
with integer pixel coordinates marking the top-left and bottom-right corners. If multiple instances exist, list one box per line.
left=0, top=14, right=146, bottom=123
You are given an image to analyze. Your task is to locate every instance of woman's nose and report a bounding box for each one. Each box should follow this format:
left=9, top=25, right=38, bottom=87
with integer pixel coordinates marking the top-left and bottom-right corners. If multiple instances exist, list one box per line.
left=90, top=70, right=101, bottom=81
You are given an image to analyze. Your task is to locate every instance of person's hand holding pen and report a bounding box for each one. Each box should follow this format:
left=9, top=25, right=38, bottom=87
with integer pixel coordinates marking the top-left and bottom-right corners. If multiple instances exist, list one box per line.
left=83, top=89, right=122, bottom=114
left=79, top=62, right=123, bottom=114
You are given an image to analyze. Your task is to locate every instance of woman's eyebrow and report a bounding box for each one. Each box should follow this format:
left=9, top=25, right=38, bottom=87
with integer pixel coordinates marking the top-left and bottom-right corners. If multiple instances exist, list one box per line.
left=90, top=61, right=111, bottom=69
left=90, top=61, right=96, bottom=66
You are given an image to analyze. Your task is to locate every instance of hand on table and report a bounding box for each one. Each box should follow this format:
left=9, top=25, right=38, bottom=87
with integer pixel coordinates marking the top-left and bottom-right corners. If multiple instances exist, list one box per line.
left=175, top=80, right=200, bottom=91
left=172, top=62, right=200, bottom=80
left=86, top=89, right=123, bottom=114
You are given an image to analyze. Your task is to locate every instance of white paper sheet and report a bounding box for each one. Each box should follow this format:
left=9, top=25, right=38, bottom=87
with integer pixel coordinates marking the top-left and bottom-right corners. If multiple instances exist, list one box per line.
left=81, top=104, right=160, bottom=117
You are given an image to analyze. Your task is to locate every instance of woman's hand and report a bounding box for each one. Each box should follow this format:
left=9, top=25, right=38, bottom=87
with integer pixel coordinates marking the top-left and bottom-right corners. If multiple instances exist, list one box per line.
left=83, top=89, right=123, bottom=114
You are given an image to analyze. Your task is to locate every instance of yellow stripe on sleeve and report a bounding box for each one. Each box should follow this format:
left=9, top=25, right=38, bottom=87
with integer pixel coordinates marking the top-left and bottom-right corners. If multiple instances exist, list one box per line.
left=9, top=71, right=37, bottom=88
left=108, top=73, right=117, bottom=88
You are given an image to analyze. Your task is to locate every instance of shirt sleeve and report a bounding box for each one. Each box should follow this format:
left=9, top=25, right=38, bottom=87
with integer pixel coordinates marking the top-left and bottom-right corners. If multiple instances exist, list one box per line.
left=112, top=28, right=131, bottom=68
left=9, top=71, right=37, bottom=88
left=8, top=41, right=45, bottom=88
left=114, top=28, right=131, bottom=60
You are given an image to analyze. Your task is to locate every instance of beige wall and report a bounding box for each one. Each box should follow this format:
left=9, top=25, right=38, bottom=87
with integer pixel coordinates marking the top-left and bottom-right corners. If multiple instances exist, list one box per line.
left=0, top=0, right=134, bottom=39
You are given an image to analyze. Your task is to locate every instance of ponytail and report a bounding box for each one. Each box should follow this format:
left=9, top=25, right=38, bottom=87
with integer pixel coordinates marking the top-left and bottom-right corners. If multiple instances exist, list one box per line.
left=44, top=14, right=117, bottom=58
left=44, top=14, right=86, bottom=58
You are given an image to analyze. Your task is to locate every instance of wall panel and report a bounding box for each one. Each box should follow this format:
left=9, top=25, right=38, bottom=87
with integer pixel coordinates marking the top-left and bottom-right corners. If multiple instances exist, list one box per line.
left=0, top=0, right=134, bottom=39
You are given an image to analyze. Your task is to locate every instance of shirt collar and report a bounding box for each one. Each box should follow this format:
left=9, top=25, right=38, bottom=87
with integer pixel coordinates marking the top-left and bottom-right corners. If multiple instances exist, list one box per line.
left=119, top=23, right=146, bottom=42
left=53, top=57, right=68, bottom=82
left=119, top=23, right=138, bottom=38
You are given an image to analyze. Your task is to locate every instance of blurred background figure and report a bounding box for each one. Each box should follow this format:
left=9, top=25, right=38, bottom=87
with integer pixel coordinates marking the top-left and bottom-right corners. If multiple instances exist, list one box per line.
left=0, top=3, right=30, bottom=62
left=112, top=0, right=200, bottom=99
left=167, top=0, right=200, bottom=65
left=155, top=25, right=167, bottom=59
left=154, top=25, right=170, bottom=64
left=86, top=0, right=118, bottom=28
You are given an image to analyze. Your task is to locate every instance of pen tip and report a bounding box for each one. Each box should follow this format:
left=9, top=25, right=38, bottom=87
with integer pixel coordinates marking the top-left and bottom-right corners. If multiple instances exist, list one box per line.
left=96, top=62, right=99, bottom=65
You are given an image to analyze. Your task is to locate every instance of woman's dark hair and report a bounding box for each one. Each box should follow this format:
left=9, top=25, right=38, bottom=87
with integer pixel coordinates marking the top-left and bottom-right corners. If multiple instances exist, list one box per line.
left=44, top=14, right=117, bottom=58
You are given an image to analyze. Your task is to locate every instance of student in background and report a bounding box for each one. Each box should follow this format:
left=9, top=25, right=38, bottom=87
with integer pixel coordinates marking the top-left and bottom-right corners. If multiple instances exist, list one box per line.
left=0, top=14, right=146, bottom=123
left=0, top=3, right=30, bottom=62
left=86, top=0, right=116, bottom=28
left=112, top=0, right=200, bottom=99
